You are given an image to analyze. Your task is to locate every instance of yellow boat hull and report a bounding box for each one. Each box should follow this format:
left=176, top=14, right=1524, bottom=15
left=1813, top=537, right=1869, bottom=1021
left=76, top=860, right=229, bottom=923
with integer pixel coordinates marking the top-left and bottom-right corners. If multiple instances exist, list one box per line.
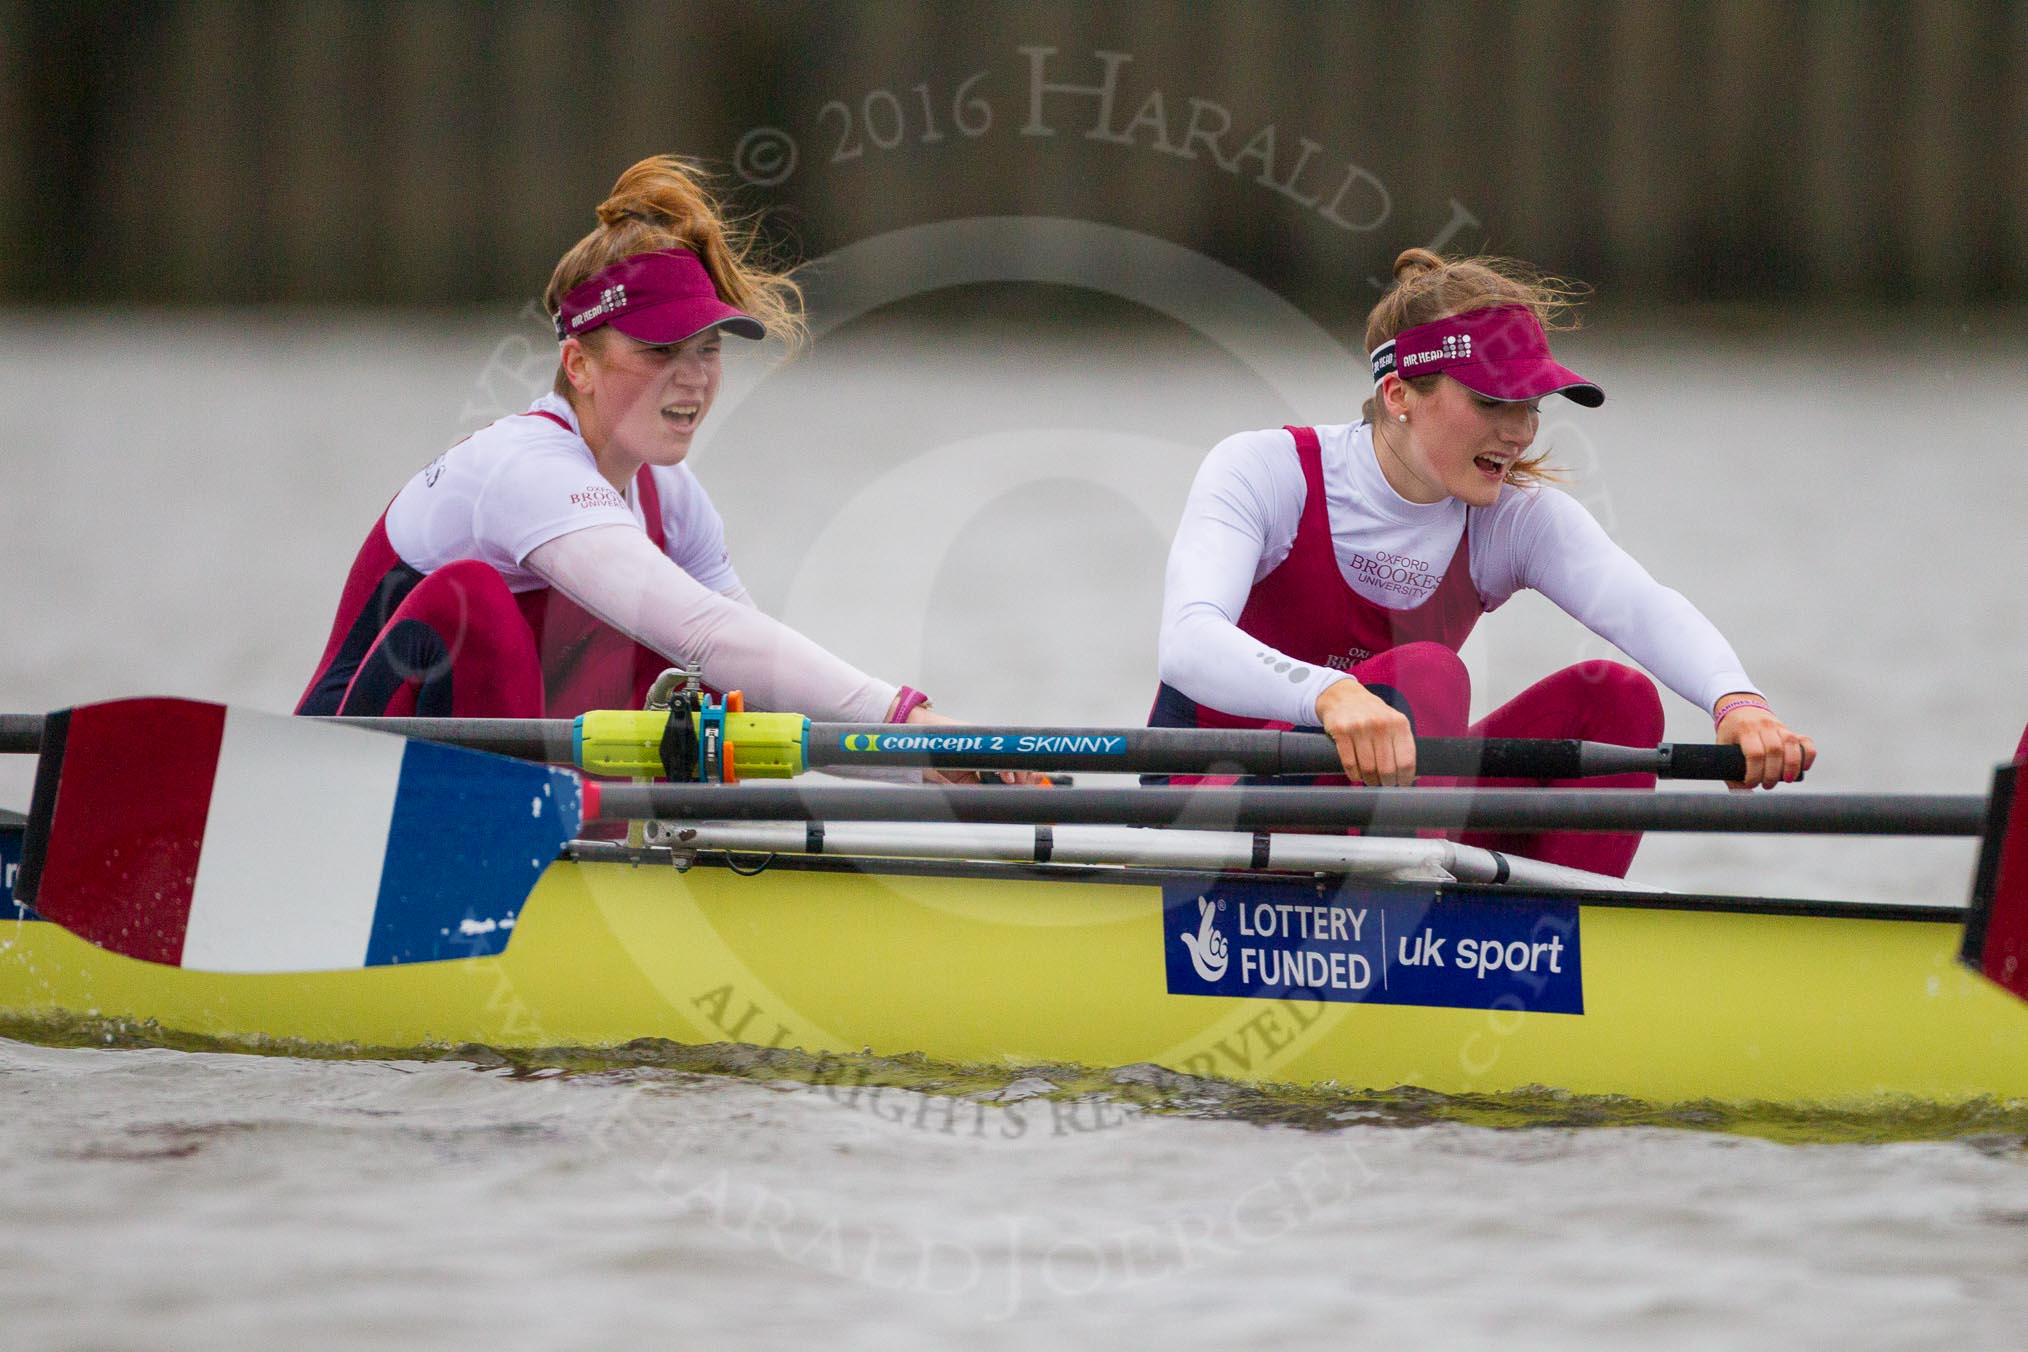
left=5, top=853, right=2026, bottom=1108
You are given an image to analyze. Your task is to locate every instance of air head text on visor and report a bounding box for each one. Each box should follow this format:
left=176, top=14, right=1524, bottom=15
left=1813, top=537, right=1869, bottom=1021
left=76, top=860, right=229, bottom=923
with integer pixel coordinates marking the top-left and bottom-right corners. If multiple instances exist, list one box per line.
left=553, top=249, right=765, bottom=345
left=1370, top=303, right=1604, bottom=407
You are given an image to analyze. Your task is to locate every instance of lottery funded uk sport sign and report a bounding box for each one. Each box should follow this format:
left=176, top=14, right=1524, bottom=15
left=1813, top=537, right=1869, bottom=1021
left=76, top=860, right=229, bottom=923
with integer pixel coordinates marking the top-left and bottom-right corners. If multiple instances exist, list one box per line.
left=1162, top=876, right=1583, bottom=1015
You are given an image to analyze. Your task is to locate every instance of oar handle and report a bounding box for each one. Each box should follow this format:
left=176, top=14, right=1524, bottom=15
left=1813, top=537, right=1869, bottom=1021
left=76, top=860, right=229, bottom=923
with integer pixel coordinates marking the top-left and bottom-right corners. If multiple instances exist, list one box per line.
left=1652, top=742, right=1750, bottom=782
left=1502, top=740, right=1749, bottom=782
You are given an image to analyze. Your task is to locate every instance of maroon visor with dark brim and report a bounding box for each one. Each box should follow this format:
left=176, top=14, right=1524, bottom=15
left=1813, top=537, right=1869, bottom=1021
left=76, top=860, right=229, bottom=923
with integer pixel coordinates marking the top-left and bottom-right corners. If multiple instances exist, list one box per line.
left=553, top=249, right=766, bottom=345
left=1369, top=303, right=1603, bottom=407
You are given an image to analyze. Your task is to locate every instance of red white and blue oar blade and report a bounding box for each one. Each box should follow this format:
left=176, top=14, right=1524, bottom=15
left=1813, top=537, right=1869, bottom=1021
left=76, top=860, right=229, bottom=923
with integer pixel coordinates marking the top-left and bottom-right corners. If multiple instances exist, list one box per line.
left=1962, top=761, right=2028, bottom=1003
left=16, top=698, right=583, bottom=972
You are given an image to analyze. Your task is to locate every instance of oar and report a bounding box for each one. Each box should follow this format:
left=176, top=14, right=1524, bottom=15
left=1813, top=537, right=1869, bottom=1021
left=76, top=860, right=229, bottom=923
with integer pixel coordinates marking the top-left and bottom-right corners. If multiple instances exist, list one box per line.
left=583, top=783, right=1982, bottom=835
left=2, top=712, right=1752, bottom=780
left=15, top=698, right=581, bottom=972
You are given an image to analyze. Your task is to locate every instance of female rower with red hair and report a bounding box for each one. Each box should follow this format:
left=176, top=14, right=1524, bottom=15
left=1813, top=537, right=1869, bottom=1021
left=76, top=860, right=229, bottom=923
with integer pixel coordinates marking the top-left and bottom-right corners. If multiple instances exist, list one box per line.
left=1151, top=248, right=1814, bottom=877
left=298, top=155, right=948, bottom=739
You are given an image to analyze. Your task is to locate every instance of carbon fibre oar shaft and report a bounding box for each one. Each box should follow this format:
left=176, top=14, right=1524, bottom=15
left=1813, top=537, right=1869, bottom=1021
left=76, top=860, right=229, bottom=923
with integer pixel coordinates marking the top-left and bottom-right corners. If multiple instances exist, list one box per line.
left=589, top=784, right=1986, bottom=836
left=800, top=724, right=1745, bottom=781
left=0, top=713, right=1749, bottom=781
left=0, top=714, right=571, bottom=760
left=0, top=715, right=43, bottom=754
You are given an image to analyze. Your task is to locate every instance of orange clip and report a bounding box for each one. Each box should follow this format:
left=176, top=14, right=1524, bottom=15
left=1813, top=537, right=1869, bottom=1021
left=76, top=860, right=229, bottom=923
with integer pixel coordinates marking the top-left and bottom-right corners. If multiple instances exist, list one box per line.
left=722, top=691, right=745, bottom=780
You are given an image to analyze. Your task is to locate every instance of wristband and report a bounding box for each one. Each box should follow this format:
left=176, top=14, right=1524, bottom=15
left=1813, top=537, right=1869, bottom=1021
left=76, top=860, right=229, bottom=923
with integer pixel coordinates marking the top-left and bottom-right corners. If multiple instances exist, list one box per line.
left=1713, top=696, right=1771, bottom=727
left=889, top=686, right=932, bottom=723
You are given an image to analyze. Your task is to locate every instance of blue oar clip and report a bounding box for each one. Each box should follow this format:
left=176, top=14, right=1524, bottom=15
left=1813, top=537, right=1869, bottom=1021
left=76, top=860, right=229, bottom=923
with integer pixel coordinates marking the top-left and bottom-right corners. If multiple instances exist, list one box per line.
left=697, top=692, right=729, bottom=783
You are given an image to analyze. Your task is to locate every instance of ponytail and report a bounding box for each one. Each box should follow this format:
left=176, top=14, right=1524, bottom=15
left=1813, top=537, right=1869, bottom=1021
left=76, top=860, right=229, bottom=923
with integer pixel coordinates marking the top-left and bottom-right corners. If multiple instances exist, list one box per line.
left=545, top=155, right=807, bottom=364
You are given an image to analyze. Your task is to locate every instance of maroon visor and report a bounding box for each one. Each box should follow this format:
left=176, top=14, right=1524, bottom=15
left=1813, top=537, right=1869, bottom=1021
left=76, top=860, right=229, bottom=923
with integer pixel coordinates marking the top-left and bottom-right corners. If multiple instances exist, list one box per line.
left=1369, top=303, right=1603, bottom=407
left=553, top=249, right=765, bottom=345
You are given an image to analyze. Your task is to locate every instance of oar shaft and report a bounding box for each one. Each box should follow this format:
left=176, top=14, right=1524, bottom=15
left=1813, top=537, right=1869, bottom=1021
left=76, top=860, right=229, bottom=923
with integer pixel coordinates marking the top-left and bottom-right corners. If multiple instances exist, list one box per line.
left=1, top=713, right=1746, bottom=780
left=0, top=715, right=42, bottom=754
left=592, top=784, right=1987, bottom=836
left=805, top=725, right=1745, bottom=781
left=0, top=715, right=575, bottom=760
left=333, top=717, right=574, bottom=761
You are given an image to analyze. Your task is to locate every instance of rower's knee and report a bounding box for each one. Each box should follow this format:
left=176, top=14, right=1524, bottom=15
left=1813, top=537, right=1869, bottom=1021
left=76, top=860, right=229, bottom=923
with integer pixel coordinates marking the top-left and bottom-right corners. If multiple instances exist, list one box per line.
left=386, top=561, right=537, bottom=674
left=1570, top=660, right=1663, bottom=743
left=1390, top=641, right=1467, bottom=678
left=428, top=560, right=521, bottom=618
left=1369, top=642, right=1471, bottom=737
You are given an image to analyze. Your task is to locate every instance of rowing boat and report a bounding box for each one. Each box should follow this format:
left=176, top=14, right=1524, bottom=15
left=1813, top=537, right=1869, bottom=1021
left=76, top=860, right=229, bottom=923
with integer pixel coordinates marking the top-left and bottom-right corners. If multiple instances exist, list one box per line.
left=5, top=696, right=2028, bottom=1111
left=4, top=832, right=2023, bottom=1106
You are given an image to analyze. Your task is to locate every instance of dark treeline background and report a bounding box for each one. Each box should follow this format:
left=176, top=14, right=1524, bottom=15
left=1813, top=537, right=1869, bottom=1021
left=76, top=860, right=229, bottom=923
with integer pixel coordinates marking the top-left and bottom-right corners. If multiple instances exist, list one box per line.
left=4, top=0, right=2023, bottom=312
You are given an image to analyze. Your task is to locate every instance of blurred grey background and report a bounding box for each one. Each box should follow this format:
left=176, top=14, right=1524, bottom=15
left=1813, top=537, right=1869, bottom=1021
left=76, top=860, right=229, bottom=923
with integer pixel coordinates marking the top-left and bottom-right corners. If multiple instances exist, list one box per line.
left=4, top=0, right=2023, bottom=314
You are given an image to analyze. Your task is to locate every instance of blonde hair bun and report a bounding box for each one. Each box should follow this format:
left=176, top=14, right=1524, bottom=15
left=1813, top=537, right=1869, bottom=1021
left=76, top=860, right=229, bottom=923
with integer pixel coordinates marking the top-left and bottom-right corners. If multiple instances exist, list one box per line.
left=1390, top=247, right=1445, bottom=284
left=545, top=155, right=808, bottom=361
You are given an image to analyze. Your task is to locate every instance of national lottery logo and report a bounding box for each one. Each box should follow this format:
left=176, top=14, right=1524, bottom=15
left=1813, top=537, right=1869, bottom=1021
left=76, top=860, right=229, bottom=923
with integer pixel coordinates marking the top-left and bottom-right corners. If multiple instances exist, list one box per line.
left=1178, top=896, right=1229, bottom=982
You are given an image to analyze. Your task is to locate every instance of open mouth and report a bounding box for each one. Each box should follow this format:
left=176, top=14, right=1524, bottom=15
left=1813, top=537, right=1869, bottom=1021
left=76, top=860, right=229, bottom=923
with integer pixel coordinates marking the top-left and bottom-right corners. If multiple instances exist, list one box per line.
left=1473, top=454, right=1509, bottom=477
left=663, top=404, right=700, bottom=429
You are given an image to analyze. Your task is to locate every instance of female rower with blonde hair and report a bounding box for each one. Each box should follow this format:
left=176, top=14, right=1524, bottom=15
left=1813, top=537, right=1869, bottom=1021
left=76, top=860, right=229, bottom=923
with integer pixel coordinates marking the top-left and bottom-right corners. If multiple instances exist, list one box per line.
left=1151, top=248, right=1814, bottom=876
left=298, top=155, right=951, bottom=739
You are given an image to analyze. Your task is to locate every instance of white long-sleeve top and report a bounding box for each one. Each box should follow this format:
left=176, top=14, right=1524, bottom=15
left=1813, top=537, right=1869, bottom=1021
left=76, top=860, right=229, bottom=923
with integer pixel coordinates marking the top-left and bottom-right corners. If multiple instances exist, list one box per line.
left=383, top=393, right=896, bottom=722
left=1157, top=422, right=1758, bottom=726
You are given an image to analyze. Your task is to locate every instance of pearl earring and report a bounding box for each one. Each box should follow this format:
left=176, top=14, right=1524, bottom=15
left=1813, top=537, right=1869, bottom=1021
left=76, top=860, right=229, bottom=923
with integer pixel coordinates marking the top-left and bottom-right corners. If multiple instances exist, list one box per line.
left=1397, top=413, right=1408, bottom=423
